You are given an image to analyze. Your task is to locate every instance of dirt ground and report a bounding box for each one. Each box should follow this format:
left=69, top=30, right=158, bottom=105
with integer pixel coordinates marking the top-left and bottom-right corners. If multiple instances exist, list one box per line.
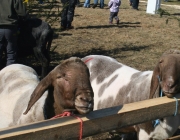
left=27, top=0, right=180, bottom=139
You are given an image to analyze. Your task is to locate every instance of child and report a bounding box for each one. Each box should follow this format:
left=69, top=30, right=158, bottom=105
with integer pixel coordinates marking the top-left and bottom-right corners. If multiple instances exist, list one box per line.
left=108, top=0, right=121, bottom=24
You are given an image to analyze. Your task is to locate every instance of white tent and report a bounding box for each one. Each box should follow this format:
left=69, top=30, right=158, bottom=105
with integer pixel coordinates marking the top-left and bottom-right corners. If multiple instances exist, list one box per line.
left=146, top=0, right=161, bottom=14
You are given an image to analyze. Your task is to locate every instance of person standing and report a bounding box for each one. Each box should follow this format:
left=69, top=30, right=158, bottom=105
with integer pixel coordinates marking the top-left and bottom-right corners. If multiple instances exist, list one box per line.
left=0, top=0, right=27, bottom=67
left=108, top=0, right=121, bottom=24
left=93, top=0, right=104, bottom=9
left=129, top=0, right=133, bottom=6
left=84, top=0, right=91, bottom=8
left=132, top=0, right=139, bottom=10
left=60, top=0, right=77, bottom=30
left=76, top=0, right=81, bottom=7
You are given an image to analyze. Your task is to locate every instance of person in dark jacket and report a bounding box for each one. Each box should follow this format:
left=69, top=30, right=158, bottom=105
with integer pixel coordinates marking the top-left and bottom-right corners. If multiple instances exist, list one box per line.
left=60, top=0, right=77, bottom=30
left=0, top=0, right=26, bottom=67
left=132, top=0, right=139, bottom=10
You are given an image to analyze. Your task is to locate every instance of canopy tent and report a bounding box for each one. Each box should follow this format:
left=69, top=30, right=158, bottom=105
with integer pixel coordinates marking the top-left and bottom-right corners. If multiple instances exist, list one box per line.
left=146, top=0, right=161, bottom=14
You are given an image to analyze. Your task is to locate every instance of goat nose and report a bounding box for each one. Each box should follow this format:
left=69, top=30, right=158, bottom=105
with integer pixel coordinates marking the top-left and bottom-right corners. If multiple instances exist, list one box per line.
left=165, top=80, right=174, bottom=89
left=80, top=96, right=89, bottom=102
left=79, top=95, right=93, bottom=103
left=168, top=79, right=174, bottom=86
left=167, top=82, right=172, bottom=87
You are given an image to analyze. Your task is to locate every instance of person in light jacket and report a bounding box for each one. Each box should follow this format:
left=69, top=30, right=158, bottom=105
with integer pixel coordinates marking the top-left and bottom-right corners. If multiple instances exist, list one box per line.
left=108, top=0, right=121, bottom=24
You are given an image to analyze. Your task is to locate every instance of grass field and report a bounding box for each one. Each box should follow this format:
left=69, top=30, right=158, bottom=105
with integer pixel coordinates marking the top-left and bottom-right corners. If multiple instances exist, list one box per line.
left=48, top=0, right=180, bottom=73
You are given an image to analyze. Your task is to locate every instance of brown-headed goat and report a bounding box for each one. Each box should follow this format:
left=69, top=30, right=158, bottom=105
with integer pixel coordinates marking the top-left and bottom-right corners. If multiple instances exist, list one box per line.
left=82, top=49, right=180, bottom=140
left=0, top=57, right=94, bottom=129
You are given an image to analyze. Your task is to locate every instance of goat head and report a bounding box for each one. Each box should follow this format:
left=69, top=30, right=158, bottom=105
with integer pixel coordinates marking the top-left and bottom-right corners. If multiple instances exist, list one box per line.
left=24, top=57, right=94, bottom=115
left=150, top=54, right=180, bottom=98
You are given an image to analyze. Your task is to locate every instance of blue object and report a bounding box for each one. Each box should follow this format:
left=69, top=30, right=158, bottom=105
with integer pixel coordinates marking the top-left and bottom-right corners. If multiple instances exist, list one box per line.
left=153, top=75, right=179, bottom=129
left=173, top=97, right=178, bottom=116
left=153, top=119, right=160, bottom=127
left=84, top=0, right=90, bottom=8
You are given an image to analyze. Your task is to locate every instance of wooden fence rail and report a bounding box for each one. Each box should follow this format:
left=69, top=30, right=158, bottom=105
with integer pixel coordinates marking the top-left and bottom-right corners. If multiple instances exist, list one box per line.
left=0, top=96, right=180, bottom=140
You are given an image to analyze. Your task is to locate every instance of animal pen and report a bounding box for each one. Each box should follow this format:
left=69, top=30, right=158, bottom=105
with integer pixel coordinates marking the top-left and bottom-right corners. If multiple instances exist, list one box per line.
left=0, top=96, right=180, bottom=140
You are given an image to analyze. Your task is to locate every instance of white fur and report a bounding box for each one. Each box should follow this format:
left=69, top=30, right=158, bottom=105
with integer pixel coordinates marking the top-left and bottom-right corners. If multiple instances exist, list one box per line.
left=139, top=129, right=150, bottom=140
left=149, top=114, right=180, bottom=139
left=82, top=55, right=152, bottom=110
left=92, top=65, right=142, bottom=110
left=82, top=55, right=180, bottom=140
left=0, top=64, right=48, bottom=129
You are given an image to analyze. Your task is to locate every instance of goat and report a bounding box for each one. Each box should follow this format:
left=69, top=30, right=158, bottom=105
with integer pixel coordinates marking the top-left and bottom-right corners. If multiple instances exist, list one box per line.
left=0, top=57, right=94, bottom=129
left=81, top=50, right=180, bottom=140
left=17, top=17, right=53, bottom=78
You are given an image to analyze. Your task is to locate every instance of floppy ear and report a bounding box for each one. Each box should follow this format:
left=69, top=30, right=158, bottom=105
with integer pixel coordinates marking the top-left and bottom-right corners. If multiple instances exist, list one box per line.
left=149, top=62, right=160, bottom=99
left=23, top=71, right=53, bottom=115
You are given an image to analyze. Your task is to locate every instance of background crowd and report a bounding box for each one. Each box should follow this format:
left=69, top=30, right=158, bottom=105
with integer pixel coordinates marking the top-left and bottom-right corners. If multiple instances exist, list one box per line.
left=0, top=0, right=139, bottom=69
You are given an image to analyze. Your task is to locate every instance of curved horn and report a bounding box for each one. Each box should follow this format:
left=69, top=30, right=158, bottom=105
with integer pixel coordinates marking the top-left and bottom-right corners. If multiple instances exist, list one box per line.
left=23, top=72, right=53, bottom=115
left=149, top=62, right=160, bottom=99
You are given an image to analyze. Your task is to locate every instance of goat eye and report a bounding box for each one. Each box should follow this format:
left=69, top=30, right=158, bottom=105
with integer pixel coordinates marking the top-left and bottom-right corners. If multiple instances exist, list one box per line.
left=57, top=76, right=61, bottom=79
left=159, top=59, right=163, bottom=63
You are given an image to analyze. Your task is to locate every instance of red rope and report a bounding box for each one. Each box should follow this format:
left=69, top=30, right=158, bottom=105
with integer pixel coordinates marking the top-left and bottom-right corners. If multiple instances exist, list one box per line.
left=51, top=112, right=83, bottom=140
left=84, top=58, right=93, bottom=64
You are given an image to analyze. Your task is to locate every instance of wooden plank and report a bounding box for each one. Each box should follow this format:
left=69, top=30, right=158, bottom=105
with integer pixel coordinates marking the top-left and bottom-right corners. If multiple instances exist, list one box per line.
left=0, top=96, right=180, bottom=140
left=168, top=135, right=180, bottom=140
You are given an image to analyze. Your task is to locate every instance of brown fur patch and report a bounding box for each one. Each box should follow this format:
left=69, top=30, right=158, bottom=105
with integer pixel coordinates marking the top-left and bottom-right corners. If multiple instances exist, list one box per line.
left=90, top=57, right=122, bottom=84
left=98, top=84, right=107, bottom=97
left=5, top=73, right=19, bottom=83
left=97, top=96, right=114, bottom=109
left=137, top=122, right=155, bottom=135
left=97, top=72, right=152, bottom=109
left=8, top=80, right=29, bottom=94
left=98, top=74, right=118, bottom=97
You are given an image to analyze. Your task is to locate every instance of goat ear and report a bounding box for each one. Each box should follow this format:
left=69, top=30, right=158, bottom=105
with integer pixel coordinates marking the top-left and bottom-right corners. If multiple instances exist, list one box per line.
left=149, top=61, right=160, bottom=99
left=23, top=71, right=53, bottom=115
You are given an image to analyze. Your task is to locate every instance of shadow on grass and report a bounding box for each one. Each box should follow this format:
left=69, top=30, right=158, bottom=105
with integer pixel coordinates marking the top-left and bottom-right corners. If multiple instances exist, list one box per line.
left=18, top=44, right=149, bottom=76
left=76, top=22, right=141, bottom=29
left=50, top=44, right=149, bottom=63
left=172, top=13, right=180, bottom=16
left=162, top=1, right=180, bottom=5
left=51, top=28, right=73, bottom=38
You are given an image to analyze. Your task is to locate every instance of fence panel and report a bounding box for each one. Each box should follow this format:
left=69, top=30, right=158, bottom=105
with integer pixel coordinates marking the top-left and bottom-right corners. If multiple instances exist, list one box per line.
left=0, top=96, right=179, bottom=140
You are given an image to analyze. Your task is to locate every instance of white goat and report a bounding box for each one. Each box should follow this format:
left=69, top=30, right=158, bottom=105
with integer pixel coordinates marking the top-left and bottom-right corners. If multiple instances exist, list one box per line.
left=82, top=51, right=180, bottom=140
left=0, top=57, right=94, bottom=130
left=0, top=64, right=47, bottom=129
